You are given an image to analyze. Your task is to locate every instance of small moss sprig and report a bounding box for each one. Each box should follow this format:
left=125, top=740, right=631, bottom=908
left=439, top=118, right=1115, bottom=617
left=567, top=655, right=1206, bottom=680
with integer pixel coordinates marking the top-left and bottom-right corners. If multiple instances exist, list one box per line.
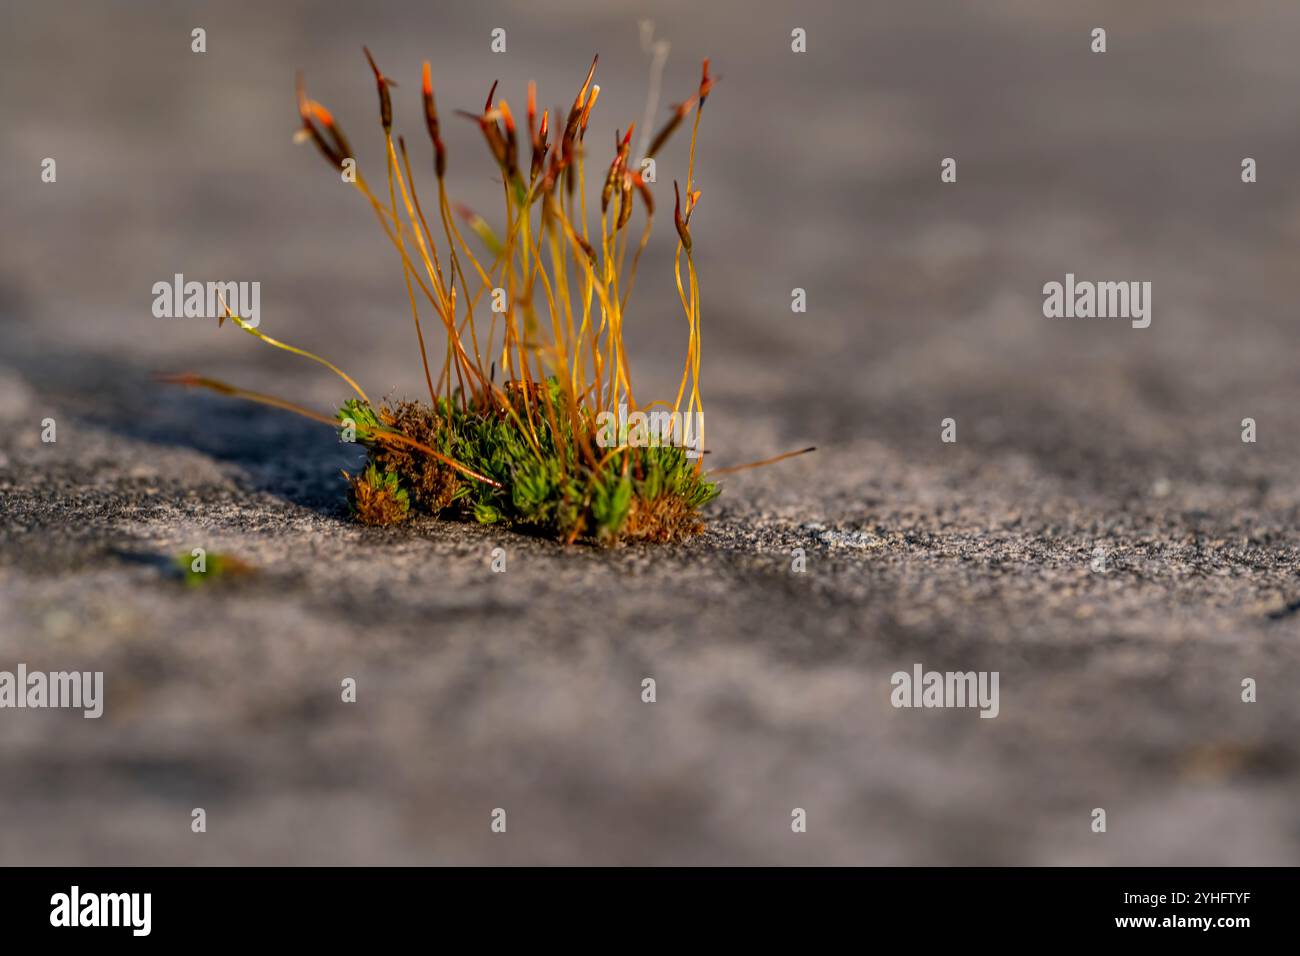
left=173, top=551, right=255, bottom=586
left=164, top=47, right=810, bottom=544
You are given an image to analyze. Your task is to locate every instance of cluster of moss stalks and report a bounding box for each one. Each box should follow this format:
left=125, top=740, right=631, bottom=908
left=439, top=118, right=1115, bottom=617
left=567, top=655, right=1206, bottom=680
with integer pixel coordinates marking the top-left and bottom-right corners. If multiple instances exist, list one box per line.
left=163, top=47, right=811, bottom=546
left=339, top=390, right=717, bottom=543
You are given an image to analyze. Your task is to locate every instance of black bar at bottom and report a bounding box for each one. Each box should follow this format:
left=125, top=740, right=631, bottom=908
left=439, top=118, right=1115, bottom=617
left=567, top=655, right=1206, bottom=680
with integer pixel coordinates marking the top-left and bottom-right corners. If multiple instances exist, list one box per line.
left=0, top=867, right=1286, bottom=942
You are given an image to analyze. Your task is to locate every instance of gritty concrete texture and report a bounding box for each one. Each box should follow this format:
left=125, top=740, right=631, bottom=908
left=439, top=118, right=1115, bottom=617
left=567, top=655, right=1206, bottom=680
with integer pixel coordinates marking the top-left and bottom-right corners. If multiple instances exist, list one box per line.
left=2, top=0, right=1300, bottom=865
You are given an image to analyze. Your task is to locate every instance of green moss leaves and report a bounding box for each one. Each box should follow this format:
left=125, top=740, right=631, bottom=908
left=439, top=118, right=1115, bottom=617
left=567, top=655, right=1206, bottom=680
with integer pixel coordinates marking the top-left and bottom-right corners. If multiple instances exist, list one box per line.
left=337, top=385, right=717, bottom=543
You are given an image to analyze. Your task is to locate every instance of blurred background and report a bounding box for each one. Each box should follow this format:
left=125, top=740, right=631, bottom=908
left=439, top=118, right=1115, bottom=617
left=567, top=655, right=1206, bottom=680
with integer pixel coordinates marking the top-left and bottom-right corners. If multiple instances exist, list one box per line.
left=2, top=0, right=1300, bottom=865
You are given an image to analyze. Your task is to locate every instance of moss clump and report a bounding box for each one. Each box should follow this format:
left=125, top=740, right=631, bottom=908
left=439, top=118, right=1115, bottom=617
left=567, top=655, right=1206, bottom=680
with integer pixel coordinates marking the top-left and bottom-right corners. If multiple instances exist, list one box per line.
left=339, top=384, right=717, bottom=544
left=166, top=52, right=818, bottom=547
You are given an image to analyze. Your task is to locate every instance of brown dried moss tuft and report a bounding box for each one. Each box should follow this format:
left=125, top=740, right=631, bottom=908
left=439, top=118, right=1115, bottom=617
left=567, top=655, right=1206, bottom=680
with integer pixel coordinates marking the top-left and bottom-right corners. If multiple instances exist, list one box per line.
left=373, top=402, right=461, bottom=513
left=620, top=493, right=706, bottom=543
left=346, top=465, right=411, bottom=526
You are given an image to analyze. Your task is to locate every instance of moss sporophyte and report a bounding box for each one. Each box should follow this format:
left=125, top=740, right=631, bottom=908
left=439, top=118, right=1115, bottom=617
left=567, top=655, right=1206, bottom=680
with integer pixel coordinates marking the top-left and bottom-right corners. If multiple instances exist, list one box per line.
left=163, top=49, right=811, bottom=544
